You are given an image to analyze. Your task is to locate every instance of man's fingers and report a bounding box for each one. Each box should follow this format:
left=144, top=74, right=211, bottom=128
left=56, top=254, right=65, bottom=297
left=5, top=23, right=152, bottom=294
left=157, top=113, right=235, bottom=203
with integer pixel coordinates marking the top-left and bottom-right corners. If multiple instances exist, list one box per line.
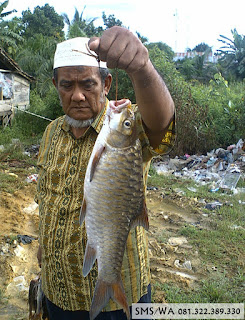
left=88, top=37, right=100, bottom=55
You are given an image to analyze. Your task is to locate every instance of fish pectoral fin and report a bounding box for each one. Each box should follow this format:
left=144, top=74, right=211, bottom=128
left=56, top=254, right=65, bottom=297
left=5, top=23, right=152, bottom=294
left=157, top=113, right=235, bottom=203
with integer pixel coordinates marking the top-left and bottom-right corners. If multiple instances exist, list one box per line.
left=90, top=278, right=130, bottom=320
left=79, top=198, right=87, bottom=226
left=82, top=243, right=97, bottom=277
left=90, top=145, right=105, bottom=182
left=131, top=198, right=149, bottom=230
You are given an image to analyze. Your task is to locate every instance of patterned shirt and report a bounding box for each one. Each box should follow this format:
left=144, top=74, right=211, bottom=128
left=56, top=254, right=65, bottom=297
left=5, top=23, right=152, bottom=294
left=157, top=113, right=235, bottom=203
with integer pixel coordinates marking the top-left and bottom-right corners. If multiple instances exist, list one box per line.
left=35, top=99, right=175, bottom=311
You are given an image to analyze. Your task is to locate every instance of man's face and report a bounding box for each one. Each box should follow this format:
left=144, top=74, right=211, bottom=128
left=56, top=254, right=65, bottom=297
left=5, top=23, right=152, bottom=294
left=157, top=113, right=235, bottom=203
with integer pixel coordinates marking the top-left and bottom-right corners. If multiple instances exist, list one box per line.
left=53, top=66, right=111, bottom=121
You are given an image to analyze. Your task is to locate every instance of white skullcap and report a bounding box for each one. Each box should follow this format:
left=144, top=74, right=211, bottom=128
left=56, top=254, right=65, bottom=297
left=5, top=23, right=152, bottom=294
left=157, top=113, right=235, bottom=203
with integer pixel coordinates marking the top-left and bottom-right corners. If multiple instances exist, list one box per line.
left=53, top=37, right=107, bottom=69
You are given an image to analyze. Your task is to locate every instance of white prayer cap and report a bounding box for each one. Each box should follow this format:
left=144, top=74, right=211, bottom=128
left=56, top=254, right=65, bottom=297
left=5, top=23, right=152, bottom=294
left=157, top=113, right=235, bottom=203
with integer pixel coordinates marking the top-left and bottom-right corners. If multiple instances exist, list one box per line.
left=53, top=37, right=107, bottom=69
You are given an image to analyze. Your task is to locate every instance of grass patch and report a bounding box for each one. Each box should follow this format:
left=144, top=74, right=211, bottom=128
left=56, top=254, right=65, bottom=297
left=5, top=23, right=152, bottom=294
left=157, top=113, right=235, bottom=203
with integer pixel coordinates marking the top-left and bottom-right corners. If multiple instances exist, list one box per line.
left=0, top=124, right=42, bottom=146
left=154, top=269, right=245, bottom=303
left=0, top=142, right=37, bottom=194
left=149, top=165, right=245, bottom=303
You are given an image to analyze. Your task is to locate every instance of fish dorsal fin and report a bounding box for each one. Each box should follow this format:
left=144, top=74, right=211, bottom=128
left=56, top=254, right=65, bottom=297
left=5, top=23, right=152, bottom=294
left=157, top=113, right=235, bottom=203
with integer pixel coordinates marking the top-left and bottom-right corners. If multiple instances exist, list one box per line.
left=79, top=198, right=87, bottom=226
left=130, top=198, right=149, bottom=230
left=90, top=145, right=105, bottom=182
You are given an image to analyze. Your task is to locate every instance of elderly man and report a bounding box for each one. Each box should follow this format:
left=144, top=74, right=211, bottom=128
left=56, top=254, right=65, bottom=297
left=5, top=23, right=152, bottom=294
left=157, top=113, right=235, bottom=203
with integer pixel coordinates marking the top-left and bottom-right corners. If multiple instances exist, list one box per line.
left=36, top=26, right=175, bottom=320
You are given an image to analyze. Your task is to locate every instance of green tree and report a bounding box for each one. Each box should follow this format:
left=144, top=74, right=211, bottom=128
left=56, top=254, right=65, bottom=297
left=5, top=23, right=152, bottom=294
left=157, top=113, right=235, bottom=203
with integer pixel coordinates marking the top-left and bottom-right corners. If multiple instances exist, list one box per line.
left=217, top=29, right=245, bottom=80
left=0, top=0, right=23, bottom=55
left=0, top=0, right=16, bottom=18
left=136, top=32, right=148, bottom=44
left=191, top=73, right=245, bottom=146
left=22, top=4, right=64, bottom=39
left=193, top=42, right=212, bottom=53
left=176, top=43, right=218, bottom=83
left=16, top=34, right=57, bottom=96
left=102, top=12, right=123, bottom=29
left=63, top=6, right=103, bottom=38
left=147, top=42, right=174, bottom=61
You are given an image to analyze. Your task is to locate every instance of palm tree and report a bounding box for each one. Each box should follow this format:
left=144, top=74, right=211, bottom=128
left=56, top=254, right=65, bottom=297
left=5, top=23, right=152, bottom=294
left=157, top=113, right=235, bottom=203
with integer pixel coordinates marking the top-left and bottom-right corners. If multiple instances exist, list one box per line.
left=62, top=6, right=102, bottom=39
left=217, top=29, right=245, bottom=80
left=16, top=34, right=57, bottom=96
left=0, top=0, right=16, bottom=19
left=0, top=0, right=23, bottom=56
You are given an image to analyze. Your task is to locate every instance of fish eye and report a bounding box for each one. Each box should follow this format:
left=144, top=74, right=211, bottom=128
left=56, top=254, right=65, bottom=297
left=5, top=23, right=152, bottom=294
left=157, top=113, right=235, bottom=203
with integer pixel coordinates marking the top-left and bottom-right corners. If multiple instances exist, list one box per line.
left=123, top=120, right=131, bottom=128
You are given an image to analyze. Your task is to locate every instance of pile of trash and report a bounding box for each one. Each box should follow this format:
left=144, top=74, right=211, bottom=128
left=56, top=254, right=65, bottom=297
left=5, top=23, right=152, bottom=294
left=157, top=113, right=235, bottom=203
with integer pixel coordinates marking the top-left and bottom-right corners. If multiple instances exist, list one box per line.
left=152, top=139, right=245, bottom=193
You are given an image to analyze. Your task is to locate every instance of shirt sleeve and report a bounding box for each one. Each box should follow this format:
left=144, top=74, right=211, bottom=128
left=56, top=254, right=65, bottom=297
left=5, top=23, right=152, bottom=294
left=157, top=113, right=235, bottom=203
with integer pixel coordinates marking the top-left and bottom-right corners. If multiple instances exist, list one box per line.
left=134, top=106, right=176, bottom=163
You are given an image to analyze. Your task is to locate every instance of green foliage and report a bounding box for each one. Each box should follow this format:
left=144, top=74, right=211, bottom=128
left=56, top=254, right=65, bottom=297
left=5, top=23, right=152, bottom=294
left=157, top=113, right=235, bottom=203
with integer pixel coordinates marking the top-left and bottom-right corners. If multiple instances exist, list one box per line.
left=136, top=31, right=148, bottom=44
left=193, top=42, right=212, bottom=53
left=0, top=0, right=16, bottom=19
left=21, top=4, right=64, bottom=40
left=12, top=87, right=62, bottom=138
left=176, top=54, right=219, bottom=83
left=108, top=69, right=135, bottom=102
left=217, top=29, right=245, bottom=80
left=156, top=270, right=245, bottom=303
left=149, top=47, right=212, bottom=154
left=63, top=7, right=103, bottom=39
left=1, top=4, right=244, bottom=154
left=191, top=73, right=245, bottom=147
left=146, top=42, right=174, bottom=61
left=102, top=12, right=123, bottom=29
left=16, top=34, right=58, bottom=95
left=0, top=1, right=23, bottom=55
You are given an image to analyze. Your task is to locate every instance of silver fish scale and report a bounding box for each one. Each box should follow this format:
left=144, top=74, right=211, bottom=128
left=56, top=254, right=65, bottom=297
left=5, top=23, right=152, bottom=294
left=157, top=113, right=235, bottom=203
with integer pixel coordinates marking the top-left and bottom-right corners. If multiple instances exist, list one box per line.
left=84, top=139, right=144, bottom=282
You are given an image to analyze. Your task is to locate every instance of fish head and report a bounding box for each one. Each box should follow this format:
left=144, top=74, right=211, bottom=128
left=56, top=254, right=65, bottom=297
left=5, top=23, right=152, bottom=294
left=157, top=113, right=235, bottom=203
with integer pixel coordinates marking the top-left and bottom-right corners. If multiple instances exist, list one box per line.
left=106, top=99, right=137, bottom=148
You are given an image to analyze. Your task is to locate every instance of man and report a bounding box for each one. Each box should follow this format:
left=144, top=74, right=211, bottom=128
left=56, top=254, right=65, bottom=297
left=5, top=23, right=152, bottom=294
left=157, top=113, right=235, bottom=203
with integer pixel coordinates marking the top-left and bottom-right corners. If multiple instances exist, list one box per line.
left=36, top=26, right=175, bottom=320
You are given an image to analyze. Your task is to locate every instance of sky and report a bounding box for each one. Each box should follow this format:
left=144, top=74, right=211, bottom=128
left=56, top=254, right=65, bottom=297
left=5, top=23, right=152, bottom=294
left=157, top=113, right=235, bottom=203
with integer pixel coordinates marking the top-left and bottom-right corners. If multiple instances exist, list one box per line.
left=6, top=0, right=245, bottom=53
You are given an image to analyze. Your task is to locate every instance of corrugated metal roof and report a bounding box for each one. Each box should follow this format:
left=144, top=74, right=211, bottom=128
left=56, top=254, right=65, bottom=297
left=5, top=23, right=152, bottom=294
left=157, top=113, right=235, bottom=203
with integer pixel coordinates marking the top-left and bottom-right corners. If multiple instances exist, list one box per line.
left=0, top=47, right=35, bottom=82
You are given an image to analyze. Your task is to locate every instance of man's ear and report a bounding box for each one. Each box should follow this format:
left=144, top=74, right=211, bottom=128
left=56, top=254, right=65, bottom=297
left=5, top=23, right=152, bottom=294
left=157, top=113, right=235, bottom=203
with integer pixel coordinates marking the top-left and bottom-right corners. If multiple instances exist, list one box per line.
left=104, top=74, right=112, bottom=96
left=52, top=77, right=57, bottom=87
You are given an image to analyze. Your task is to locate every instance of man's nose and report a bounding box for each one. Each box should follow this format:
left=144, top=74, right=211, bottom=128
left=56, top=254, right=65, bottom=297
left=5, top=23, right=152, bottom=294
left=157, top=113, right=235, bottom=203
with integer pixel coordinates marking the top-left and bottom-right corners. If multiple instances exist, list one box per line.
left=71, top=86, right=86, bottom=102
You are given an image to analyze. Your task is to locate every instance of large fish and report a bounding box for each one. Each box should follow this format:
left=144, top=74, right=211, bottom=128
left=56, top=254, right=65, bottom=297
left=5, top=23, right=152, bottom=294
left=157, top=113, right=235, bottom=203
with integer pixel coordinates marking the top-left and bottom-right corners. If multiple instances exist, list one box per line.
left=79, top=99, right=149, bottom=320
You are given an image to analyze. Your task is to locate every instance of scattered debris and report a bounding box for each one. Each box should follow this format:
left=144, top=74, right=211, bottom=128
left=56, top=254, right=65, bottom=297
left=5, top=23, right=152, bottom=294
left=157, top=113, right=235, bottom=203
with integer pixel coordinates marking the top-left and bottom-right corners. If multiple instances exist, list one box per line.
left=17, top=235, right=36, bottom=245
left=152, top=139, right=245, bottom=193
left=6, top=275, right=29, bottom=295
left=23, top=202, right=39, bottom=215
left=205, top=201, right=223, bottom=210
left=167, top=237, right=188, bottom=246
left=174, top=259, right=192, bottom=271
left=26, top=174, right=38, bottom=183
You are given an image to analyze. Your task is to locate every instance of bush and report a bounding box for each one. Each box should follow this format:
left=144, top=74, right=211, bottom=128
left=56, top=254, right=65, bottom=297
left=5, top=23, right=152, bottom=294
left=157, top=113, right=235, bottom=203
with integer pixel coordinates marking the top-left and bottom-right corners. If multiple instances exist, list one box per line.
left=149, top=47, right=213, bottom=155
left=191, top=73, right=245, bottom=148
left=11, top=87, right=63, bottom=141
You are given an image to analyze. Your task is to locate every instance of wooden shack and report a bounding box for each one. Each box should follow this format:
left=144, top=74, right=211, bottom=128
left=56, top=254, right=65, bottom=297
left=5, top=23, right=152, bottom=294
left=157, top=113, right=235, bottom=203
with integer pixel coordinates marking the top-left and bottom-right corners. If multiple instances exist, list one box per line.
left=0, top=47, right=34, bottom=127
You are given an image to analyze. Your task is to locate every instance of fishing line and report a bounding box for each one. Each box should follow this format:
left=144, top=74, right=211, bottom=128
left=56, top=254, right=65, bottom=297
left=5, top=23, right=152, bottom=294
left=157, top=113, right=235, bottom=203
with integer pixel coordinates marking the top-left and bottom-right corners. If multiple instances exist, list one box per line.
left=13, top=106, right=53, bottom=122
left=115, top=69, right=118, bottom=105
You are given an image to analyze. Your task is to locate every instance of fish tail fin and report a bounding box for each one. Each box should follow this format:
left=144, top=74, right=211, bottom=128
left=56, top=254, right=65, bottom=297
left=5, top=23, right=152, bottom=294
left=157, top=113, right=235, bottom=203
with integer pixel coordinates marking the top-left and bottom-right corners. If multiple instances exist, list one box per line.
left=90, top=278, right=130, bottom=320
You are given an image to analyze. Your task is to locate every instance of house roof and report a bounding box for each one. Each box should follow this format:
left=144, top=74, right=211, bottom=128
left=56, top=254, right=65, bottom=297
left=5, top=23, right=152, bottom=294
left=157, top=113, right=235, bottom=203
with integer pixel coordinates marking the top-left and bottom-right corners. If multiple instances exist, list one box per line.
left=0, top=47, right=35, bottom=82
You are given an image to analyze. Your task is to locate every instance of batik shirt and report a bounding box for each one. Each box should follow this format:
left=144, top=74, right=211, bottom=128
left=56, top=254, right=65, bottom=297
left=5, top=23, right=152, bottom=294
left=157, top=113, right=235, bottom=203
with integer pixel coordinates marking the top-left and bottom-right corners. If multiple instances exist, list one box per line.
left=35, top=99, right=175, bottom=311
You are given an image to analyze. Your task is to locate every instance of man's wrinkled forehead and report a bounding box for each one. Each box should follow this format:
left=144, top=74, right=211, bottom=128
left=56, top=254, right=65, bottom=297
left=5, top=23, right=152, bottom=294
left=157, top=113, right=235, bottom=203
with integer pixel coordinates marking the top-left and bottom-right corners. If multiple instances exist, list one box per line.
left=56, top=65, right=101, bottom=80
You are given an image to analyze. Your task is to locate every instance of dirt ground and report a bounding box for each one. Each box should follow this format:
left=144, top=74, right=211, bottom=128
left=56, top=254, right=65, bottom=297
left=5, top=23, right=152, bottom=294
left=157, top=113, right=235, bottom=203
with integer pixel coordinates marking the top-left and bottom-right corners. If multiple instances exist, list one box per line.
left=0, top=181, right=209, bottom=319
